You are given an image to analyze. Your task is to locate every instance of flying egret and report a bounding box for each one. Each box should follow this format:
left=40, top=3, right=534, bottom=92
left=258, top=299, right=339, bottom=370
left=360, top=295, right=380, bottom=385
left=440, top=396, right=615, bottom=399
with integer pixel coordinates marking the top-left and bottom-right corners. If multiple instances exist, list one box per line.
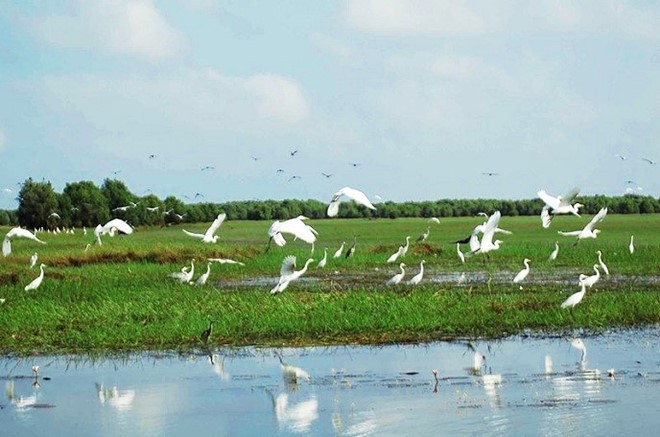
left=629, top=235, right=634, bottom=254
left=467, top=211, right=504, bottom=256
left=401, top=236, right=411, bottom=256
left=326, top=187, right=376, bottom=217
left=386, top=263, right=406, bottom=285
left=29, top=252, right=38, bottom=269
left=416, top=227, right=430, bottom=243
left=112, top=201, right=137, bottom=213
left=146, top=206, right=160, bottom=212
left=641, top=157, right=656, bottom=164
left=387, top=246, right=405, bottom=263
left=316, top=248, right=328, bottom=268
left=270, top=256, right=315, bottom=294
left=333, top=242, right=345, bottom=258
left=558, top=207, right=608, bottom=240
left=596, top=250, right=609, bottom=275
left=24, top=264, right=46, bottom=291
left=345, top=236, right=357, bottom=258
left=580, top=264, right=600, bottom=288
left=407, top=260, right=425, bottom=285
left=268, top=216, right=318, bottom=248
left=3, top=227, right=47, bottom=257
left=208, top=257, right=245, bottom=266
left=561, top=280, right=587, bottom=309
left=195, top=262, right=212, bottom=286
left=537, top=187, right=582, bottom=228
left=183, top=213, right=226, bottom=243
left=428, top=217, right=440, bottom=224
left=548, top=242, right=559, bottom=262
left=49, top=212, right=61, bottom=219
left=512, top=258, right=531, bottom=284
left=94, top=218, right=133, bottom=245
left=456, top=243, right=465, bottom=263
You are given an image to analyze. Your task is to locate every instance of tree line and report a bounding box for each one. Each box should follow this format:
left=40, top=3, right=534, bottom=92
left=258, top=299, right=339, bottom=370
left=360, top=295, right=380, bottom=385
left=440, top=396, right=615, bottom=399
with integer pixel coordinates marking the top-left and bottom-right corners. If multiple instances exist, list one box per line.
left=0, top=178, right=657, bottom=228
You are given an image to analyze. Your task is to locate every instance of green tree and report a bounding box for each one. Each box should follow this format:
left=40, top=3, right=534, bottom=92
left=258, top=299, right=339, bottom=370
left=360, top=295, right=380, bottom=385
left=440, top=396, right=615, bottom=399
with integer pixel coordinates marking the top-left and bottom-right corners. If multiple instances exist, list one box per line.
left=63, top=181, right=110, bottom=227
left=16, top=179, right=59, bottom=228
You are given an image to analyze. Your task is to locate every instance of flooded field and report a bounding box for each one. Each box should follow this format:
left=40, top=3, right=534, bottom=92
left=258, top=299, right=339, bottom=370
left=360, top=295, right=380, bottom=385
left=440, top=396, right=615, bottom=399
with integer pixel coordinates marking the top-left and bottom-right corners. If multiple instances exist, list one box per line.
left=3, top=327, right=659, bottom=436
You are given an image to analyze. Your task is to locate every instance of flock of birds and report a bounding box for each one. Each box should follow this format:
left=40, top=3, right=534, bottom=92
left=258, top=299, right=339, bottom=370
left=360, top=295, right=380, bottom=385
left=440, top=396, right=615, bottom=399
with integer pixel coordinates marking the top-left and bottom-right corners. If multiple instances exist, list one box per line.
left=1, top=185, right=638, bottom=311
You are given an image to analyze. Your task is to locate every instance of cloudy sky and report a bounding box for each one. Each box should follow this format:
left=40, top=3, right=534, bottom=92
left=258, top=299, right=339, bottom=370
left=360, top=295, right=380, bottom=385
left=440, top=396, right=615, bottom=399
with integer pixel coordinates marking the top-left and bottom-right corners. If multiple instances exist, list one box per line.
left=1, top=0, right=658, bottom=209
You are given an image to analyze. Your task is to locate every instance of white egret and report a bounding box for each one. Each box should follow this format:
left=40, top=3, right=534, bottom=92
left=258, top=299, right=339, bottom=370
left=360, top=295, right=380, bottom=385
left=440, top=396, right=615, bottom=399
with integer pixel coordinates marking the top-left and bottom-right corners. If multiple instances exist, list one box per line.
left=49, top=212, right=61, bottom=219
left=24, top=264, right=46, bottom=291
left=3, top=227, right=47, bottom=257
left=548, top=241, right=559, bottom=262
left=537, top=187, right=582, bottom=228
left=95, top=218, right=134, bottom=241
left=112, top=201, right=137, bottom=213
left=416, top=227, right=430, bottom=243
left=208, top=257, right=245, bottom=266
left=468, top=211, right=504, bottom=256
left=146, top=206, right=160, bottom=212
left=400, top=236, right=411, bottom=256
left=456, top=243, right=465, bottom=263
left=561, top=281, right=587, bottom=309
left=386, top=263, right=406, bottom=285
left=271, top=255, right=315, bottom=294
left=326, top=187, right=376, bottom=217
left=629, top=235, right=634, bottom=254
left=570, top=338, right=587, bottom=363
left=333, top=242, right=345, bottom=258
left=407, top=260, right=425, bottom=285
left=268, top=216, right=318, bottom=248
left=428, top=217, right=440, bottom=224
left=275, top=352, right=311, bottom=384
left=29, top=252, right=38, bottom=269
left=195, top=262, right=212, bottom=286
left=512, top=258, right=531, bottom=284
left=473, top=351, right=486, bottom=372
left=182, top=213, right=226, bottom=243
left=169, top=259, right=195, bottom=283
left=316, top=248, right=328, bottom=268
left=596, top=250, right=609, bottom=275
left=580, top=264, right=600, bottom=288
left=558, top=207, right=608, bottom=240
left=386, top=246, right=405, bottom=263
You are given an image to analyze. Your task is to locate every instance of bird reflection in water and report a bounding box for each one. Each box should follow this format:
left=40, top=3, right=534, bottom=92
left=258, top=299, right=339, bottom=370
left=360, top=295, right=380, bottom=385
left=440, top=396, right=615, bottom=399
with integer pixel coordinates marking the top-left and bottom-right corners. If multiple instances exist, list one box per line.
left=209, top=354, right=230, bottom=381
left=266, top=390, right=319, bottom=433
left=95, top=383, right=136, bottom=411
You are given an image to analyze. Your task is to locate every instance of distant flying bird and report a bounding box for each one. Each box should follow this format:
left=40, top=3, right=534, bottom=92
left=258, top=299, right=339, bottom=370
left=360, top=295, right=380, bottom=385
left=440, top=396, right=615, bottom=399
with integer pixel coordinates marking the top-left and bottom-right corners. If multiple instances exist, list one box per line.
left=201, top=166, right=215, bottom=171
left=276, top=169, right=285, bottom=174
left=558, top=207, right=608, bottom=240
left=614, top=154, right=626, bottom=160
left=548, top=241, right=559, bottom=261
left=428, top=217, right=440, bottom=224
left=148, top=154, right=156, bottom=159
left=251, top=156, right=260, bottom=161
left=146, top=206, right=160, bottom=212
left=512, top=258, right=531, bottom=284
left=207, top=257, right=245, bottom=266
left=538, top=187, right=582, bottom=228
left=2, top=188, right=12, bottom=194
left=327, top=187, right=377, bottom=217
left=49, top=212, right=61, bottom=219
left=641, top=158, right=656, bottom=164
left=24, top=263, right=46, bottom=291
left=561, top=281, right=587, bottom=309
left=112, top=170, right=121, bottom=176
left=350, top=162, right=360, bottom=167
left=321, top=172, right=333, bottom=178
left=386, top=263, right=406, bottom=285
left=268, top=216, right=318, bottom=248
left=407, top=260, right=425, bottom=285
left=629, top=235, right=635, bottom=254
left=288, top=175, right=301, bottom=182
left=270, top=255, right=314, bottom=294
left=182, top=213, right=226, bottom=243
left=112, top=201, right=138, bottom=213
left=30, top=252, right=38, bottom=268
left=333, top=242, right=345, bottom=258
left=3, top=227, right=46, bottom=257
left=289, top=150, right=298, bottom=157
left=625, top=180, right=637, bottom=185
left=596, top=250, right=610, bottom=275
left=482, top=172, right=498, bottom=176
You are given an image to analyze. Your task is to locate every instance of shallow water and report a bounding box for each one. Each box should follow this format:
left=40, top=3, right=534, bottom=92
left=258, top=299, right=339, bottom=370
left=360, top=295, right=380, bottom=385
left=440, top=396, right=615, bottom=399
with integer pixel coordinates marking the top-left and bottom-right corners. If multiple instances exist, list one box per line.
left=3, top=328, right=659, bottom=436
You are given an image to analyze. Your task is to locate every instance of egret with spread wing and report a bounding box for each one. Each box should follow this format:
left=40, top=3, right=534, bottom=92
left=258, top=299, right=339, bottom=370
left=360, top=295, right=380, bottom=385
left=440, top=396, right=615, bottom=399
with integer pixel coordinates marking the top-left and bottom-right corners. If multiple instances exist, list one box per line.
left=537, top=187, right=582, bottom=228
left=558, top=207, right=608, bottom=240
left=3, top=227, right=46, bottom=257
left=270, top=255, right=315, bottom=294
left=182, top=213, right=226, bottom=243
left=327, top=187, right=376, bottom=217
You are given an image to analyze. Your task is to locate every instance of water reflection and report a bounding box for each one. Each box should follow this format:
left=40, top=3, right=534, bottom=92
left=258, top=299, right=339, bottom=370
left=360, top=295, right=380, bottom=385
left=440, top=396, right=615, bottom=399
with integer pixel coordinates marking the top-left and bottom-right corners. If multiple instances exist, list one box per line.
left=2, top=328, right=659, bottom=436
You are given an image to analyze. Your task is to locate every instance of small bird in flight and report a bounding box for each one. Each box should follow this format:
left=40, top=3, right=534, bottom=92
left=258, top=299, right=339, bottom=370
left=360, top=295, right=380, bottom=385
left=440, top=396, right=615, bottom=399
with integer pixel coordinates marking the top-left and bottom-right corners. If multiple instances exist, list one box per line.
left=251, top=156, right=260, bottom=161
left=276, top=169, right=285, bottom=174
left=482, top=172, right=498, bottom=176
left=321, top=172, right=333, bottom=178
left=288, top=175, right=301, bottom=182
left=201, top=166, right=215, bottom=171
left=148, top=154, right=156, bottom=159
left=112, top=170, right=121, bottom=176
left=642, top=158, right=656, bottom=165
left=350, top=162, right=360, bottom=167
left=615, top=154, right=627, bottom=160
left=290, top=150, right=299, bottom=157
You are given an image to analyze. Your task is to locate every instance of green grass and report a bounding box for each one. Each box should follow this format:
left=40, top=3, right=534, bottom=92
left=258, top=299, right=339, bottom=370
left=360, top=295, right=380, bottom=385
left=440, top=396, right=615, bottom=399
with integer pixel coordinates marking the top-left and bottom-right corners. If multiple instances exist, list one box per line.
left=1, top=214, right=659, bottom=355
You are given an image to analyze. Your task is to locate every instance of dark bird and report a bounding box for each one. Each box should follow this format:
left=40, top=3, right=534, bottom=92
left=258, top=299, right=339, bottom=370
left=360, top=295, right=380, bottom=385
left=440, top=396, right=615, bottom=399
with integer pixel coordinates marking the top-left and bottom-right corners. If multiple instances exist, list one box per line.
left=288, top=175, right=301, bottom=182
left=350, top=162, right=360, bottom=167
left=321, top=172, right=333, bottom=178
left=452, top=236, right=471, bottom=244
left=194, top=192, right=204, bottom=199
left=615, top=154, right=627, bottom=160
left=642, top=157, right=656, bottom=165
left=112, top=170, right=121, bottom=176
left=201, top=166, right=215, bottom=171
left=290, top=150, right=299, bottom=157
left=200, top=321, right=214, bottom=345
left=276, top=169, right=285, bottom=174
left=625, top=180, right=637, bottom=185
left=482, top=172, right=498, bottom=176
left=148, top=154, right=156, bottom=159
left=251, top=156, right=260, bottom=161
left=345, top=236, right=357, bottom=259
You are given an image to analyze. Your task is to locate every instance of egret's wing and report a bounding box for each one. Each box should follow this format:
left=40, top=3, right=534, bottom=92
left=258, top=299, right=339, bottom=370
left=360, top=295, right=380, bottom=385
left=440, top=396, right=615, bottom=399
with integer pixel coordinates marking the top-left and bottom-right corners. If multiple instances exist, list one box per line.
left=340, top=187, right=376, bottom=210
left=280, top=255, right=297, bottom=277
left=558, top=230, right=581, bottom=236
left=307, top=224, right=319, bottom=236
left=583, top=207, right=608, bottom=232
left=208, top=258, right=245, bottom=266
left=2, top=238, right=10, bottom=256
left=272, top=232, right=287, bottom=247
left=480, top=211, right=501, bottom=247
left=560, top=187, right=580, bottom=206
left=182, top=229, right=204, bottom=239
left=494, top=227, right=512, bottom=235
left=103, top=218, right=133, bottom=234
left=537, top=190, right=560, bottom=210
left=541, top=206, right=552, bottom=228
left=469, top=233, right=481, bottom=252
left=278, top=218, right=317, bottom=244
left=326, top=200, right=340, bottom=217
left=204, top=213, right=226, bottom=239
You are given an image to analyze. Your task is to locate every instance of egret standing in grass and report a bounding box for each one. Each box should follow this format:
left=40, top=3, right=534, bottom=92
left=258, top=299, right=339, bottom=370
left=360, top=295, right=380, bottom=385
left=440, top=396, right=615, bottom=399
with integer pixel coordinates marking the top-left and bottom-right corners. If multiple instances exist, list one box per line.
left=333, top=242, right=345, bottom=259
left=386, top=246, right=405, bottom=263
left=580, top=264, right=600, bottom=288
left=25, top=264, right=46, bottom=291
left=629, top=235, right=635, bottom=254
left=195, top=262, right=212, bottom=286
left=512, top=258, right=531, bottom=286
left=386, top=263, right=406, bottom=285
left=400, top=236, right=411, bottom=256
left=316, top=248, right=328, bottom=268
left=407, top=260, right=425, bottom=285
left=416, top=227, right=430, bottom=243
left=561, top=280, right=587, bottom=309
left=548, top=242, right=559, bottom=262
left=596, top=250, right=609, bottom=276
left=456, top=243, right=465, bottom=264
left=29, top=252, right=38, bottom=269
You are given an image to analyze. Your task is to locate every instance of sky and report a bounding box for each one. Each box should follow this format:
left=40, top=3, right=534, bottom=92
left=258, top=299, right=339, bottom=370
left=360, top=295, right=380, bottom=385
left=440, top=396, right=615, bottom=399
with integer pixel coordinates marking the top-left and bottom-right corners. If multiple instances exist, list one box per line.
left=1, top=0, right=658, bottom=209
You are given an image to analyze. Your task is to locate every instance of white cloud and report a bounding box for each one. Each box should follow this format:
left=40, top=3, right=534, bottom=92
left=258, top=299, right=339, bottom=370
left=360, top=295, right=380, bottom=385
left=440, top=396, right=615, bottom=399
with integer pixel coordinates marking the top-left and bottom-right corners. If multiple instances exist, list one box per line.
left=242, top=74, right=309, bottom=123
left=311, top=33, right=355, bottom=60
left=33, top=0, right=184, bottom=60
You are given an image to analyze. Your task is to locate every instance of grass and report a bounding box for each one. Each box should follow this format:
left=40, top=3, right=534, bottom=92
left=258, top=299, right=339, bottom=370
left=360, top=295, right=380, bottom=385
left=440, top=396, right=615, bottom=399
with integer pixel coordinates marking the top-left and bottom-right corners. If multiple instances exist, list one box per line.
left=1, top=214, right=659, bottom=355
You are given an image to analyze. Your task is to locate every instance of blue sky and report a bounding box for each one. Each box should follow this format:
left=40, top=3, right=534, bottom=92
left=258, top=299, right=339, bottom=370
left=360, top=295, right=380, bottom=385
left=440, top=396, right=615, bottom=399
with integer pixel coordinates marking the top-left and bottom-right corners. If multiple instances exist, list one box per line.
left=1, top=0, right=658, bottom=209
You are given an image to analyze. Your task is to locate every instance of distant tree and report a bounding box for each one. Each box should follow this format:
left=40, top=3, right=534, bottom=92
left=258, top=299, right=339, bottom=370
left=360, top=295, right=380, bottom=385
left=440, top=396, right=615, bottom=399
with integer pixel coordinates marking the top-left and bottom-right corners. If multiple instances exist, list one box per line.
left=16, top=178, right=59, bottom=228
left=63, top=181, right=110, bottom=227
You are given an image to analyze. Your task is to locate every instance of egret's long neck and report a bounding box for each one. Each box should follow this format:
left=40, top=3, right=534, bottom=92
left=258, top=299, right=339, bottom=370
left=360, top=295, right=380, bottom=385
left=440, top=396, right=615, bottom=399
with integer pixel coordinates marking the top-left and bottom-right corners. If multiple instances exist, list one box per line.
left=400, top=265, right=405, bottom=275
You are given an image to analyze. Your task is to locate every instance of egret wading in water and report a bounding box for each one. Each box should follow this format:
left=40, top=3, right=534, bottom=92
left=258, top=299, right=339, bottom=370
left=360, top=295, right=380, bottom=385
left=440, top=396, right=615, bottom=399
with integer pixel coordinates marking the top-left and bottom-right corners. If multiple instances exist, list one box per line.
left=512, top=258, right=531, bottom=287
left=407, top=260, right=425, bottom=285
left=182, top=213, right=226, bottom=243
left=25, top=264, right=46, bottom=291
left=386, top=263, right=406, bottom=285
left=271, top=256, right=314, bottom=294
left=596, top=250, right=609, bottom=275
left=548, top=242, right=559, bottom=262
